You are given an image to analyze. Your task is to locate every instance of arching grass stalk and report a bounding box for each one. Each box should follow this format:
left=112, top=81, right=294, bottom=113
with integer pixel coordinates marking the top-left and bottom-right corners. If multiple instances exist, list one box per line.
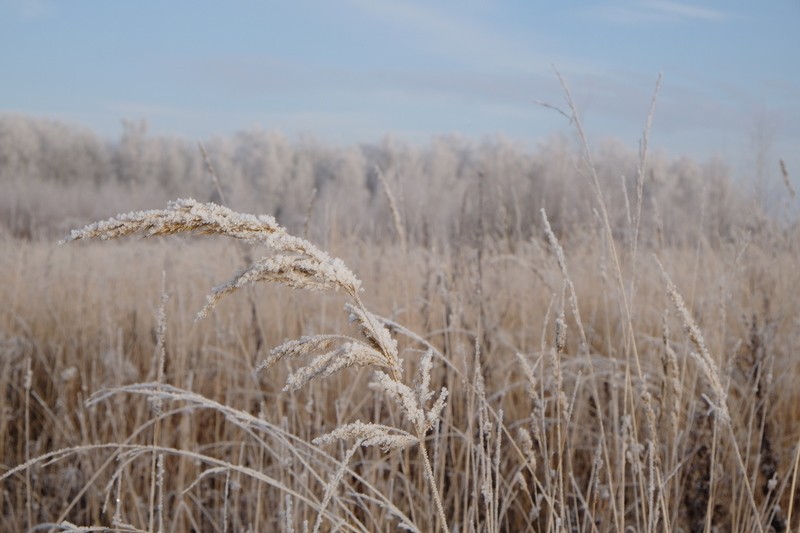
left=62, top=198, right=450, bottom=532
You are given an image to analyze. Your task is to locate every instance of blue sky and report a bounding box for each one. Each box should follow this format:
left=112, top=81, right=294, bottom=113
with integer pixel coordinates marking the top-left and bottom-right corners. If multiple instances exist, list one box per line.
left=1, top=0, right=798, bottom=177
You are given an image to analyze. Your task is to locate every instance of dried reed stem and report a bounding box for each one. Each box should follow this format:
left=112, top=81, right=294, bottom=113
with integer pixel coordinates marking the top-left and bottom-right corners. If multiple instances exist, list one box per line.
left=655, top=257, right=728, bottom=422
left=24, top=355, right=33, bottom=532
left=198, top=142, right=228, bottom=205
left=632, top=73, right=662, bottom=262
left=780, top=159, right=795, bottom=199
left=148, top=273, right=168, bottom=533
left=786, top=432, right=800, bottom=527
left=656, top=256, right=765, bottom=533
left=550, top=66, right=647, bottom=382
left=303, top=186, right=318, bottom=240
left=376, top=165, right=407, bottom=254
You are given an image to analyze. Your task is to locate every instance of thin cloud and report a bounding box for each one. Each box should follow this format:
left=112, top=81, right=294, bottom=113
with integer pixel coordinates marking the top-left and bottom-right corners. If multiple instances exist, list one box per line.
left=588, top=0, right=730, bottom=25
left=343, top=0, right=592, bottom=75
left=763, top=78, right=800, bottom=100
left=107, top=102, right=204, bottom=120
left=644, top=1, right=728, bottom=21
left=2, top=0, right=50, bottom=18
left=191, top=53, right=562, bottom=114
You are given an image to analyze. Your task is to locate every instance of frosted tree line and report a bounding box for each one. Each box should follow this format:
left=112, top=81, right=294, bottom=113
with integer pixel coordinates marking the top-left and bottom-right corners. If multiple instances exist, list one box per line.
left=0, top=114, right=759, bottom=245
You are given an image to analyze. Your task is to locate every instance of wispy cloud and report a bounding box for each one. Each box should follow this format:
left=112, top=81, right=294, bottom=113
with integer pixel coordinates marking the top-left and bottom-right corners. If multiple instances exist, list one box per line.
left=644, top=1, right=728, bottom=21
left=588, top=0, right=730, bottom=25
left=343, top=0, right=591, bottom=74
left=2, top=0, right=51, bottom=19
left=192, top=53, right=562, bottom=113
left=107, top=102, right=206, bottom=120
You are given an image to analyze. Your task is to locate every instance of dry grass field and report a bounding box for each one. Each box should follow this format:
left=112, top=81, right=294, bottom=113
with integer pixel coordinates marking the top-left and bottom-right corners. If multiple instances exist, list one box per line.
left=2, top=192, right=800, bottom=532
left=2, top=95, right=800, bottom=531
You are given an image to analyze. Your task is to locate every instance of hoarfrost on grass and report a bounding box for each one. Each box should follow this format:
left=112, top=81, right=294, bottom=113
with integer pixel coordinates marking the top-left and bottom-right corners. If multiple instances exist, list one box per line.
left=312, top=420, right=417, bottom=451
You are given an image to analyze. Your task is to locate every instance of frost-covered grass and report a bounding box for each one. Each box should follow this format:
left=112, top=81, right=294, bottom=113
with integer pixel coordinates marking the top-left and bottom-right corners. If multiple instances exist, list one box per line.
left=2, top=192, right=800, bottom=531
left=2, top=76, right=800, bottom=531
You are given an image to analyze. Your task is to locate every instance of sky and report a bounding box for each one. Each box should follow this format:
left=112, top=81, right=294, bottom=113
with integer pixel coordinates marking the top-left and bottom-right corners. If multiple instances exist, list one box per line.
left=1, top=0, right=798, bottom=179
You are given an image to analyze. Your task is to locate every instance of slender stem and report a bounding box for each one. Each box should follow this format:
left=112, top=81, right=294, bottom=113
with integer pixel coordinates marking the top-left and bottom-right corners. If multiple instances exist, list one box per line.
left=786, top=431, right=800, bottom=528
left=24, top=357, right=32, bottom=532
left=351, top=290, right=447, bottom=530
left=725, top=421, right=765, bottom=533
left=416, top=428, right=449, bottom=532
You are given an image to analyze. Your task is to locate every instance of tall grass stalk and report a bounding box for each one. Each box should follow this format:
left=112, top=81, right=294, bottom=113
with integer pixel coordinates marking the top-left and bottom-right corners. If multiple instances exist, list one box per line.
left=62, top=198, right=450, bottom=531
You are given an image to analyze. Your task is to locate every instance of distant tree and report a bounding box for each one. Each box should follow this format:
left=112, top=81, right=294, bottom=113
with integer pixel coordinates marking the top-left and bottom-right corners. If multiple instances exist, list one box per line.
left=115, top=119, right=153, bottom=185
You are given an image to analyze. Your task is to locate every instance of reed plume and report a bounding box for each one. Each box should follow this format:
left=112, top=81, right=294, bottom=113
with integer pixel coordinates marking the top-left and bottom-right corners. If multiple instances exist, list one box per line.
left=63, top=198, right=449, bottom=532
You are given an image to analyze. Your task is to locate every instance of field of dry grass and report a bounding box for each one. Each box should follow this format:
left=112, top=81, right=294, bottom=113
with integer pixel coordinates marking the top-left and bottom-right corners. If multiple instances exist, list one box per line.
left=2, top=80, right=800, bottom=531
left=2, top=182, right=799, bottom=532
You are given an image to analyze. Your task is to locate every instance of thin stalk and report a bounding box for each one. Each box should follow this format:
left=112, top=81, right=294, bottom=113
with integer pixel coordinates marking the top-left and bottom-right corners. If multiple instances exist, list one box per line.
left=24, top=356, right=33, bottom=532
left=416, top=428, right=449, bottom=533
